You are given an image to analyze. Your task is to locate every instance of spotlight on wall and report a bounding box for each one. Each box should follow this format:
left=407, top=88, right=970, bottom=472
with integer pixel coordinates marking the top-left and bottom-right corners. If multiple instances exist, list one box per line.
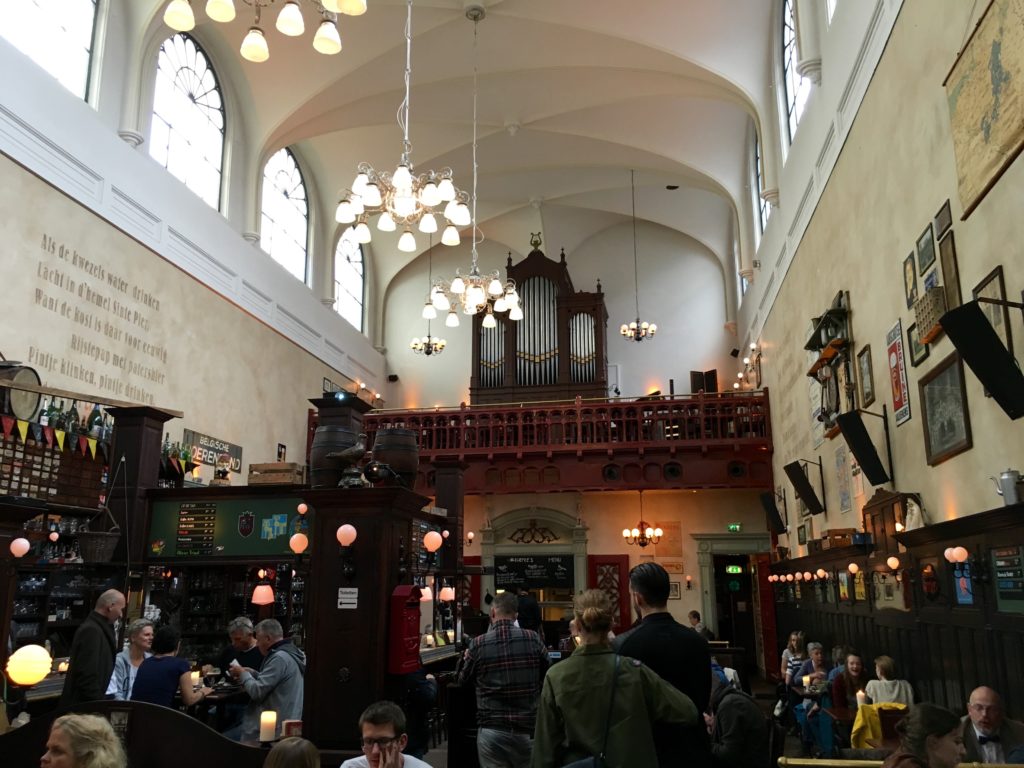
left=685, top=574, right=693, bottom=590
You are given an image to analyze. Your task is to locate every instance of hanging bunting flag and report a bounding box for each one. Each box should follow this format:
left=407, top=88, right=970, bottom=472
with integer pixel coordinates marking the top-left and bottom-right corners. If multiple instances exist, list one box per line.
left=16, top=420, right=29, bottom=443
left=1, top=415, right=14, bottom=438
left=42, top=425, right=55, bottom=448
left=170, top=457, right=181, bottom=475
left=55, top=429, right=66, bottom=451
left=30, top=423, right=43, bottom=443
left=78, top=436, right=89, bottom=456
left=87, top=437, right=97, bottom=459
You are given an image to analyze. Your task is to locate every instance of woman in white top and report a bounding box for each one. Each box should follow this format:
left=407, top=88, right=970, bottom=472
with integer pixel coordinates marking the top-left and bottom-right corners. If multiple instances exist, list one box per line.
left=781, top=630, right=806, bottom=685
left=106, top=618, right=154, bottom=700
left=865, top=654, right=915, bottom=706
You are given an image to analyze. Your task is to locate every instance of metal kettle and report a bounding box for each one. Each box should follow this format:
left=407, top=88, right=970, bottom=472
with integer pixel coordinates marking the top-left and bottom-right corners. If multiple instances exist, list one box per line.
left=990, top=469, right=1022, bottom=505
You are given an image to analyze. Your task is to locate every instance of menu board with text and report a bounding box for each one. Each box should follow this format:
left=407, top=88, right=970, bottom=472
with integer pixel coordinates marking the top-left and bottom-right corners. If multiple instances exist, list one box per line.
left=993, top=546, right=1024, bottom=614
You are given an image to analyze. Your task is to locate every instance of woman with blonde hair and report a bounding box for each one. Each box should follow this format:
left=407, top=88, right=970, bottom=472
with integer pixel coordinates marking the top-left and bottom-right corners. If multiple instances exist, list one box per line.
left=40, top=713, right=126, bottom=768
left=106, top=618, right=154, bottom=700
left=866, top=655, right=915, bottom=705
left=531, top=589, right=697, bottom=767
left=264, top=737, right=320, bottom=768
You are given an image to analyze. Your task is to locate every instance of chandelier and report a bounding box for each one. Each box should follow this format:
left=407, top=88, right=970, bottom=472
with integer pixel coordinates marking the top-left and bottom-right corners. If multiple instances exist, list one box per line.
left=620, top=169, right=657, bottom=342
left=336, top=0, right=470, bottom=254
left=622, top=492, right=662, bottom=548
left=427, top=5, right=521, bottom=330
left=410, top=237, right=446, bottom=356
left=163, top=1, right=364, bottom=62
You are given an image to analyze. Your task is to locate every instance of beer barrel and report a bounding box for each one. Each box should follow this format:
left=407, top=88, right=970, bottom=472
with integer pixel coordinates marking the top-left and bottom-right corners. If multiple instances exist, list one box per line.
left=371, top=428, right=419, bottom=488
left=0, top=364, right=41, bottom=421
left=309, top=425, right=359, bottom=488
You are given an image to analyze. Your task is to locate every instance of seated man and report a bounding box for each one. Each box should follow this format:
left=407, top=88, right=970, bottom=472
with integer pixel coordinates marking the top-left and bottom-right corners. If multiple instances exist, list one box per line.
left=341, top=700, right=431, bottom=768
left=210, top=616, right=264, bottom=733
left=228, top=619, right=305, bottom=742
left=961, top=686, right=1024, bottom=764
left=688, top=610, right=715, bottom=641
left=705, top=676, right=769, bottom=768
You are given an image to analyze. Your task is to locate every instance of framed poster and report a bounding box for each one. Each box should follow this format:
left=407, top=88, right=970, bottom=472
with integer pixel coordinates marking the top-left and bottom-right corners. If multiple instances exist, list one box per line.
left=887, top=319, right=911, bottom=426
left=797, top=525, right=807, bottom=545
left=916, top=224, right=936, bottom=274
left=903, top=253, right=919, bottom=309
left=973, top=265, right=1013, bottom=355
left=934, top=199, right=953, bottom=238
left=857, top=345, right=875, bottom=407
left=835, top=444, right=852, bottom=513
left=919, top=352, right=972, bottom=466
left=906, top=322, right=930, bottom=367
left=668, top=582, right=682, bottom=600
left=854, top=572, right=867, bottom=601
left=953, top=562, right=975, bottom=605
left=938, top=231, right=962, bottom=310
left=838, top=572, right=851, bottom=601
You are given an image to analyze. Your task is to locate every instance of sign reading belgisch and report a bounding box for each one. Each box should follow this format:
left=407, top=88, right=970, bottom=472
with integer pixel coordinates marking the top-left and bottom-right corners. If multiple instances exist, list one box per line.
left=495, top=555, right=574, bottom=590
left=183, top=428, right=243, bottom=474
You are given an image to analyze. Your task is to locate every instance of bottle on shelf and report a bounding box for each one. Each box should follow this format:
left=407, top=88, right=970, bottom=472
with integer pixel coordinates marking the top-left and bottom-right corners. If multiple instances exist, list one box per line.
left=101, top=412, right=114, bottom=442
left=38, top=397, right=51, bottom=427
left=86, top=403, right=103, bottom=437
left=67, top=401, right=80, bottom=437
left=162, top=432, right=172, bottom=458
left=52, top=399, right=66, bottom=431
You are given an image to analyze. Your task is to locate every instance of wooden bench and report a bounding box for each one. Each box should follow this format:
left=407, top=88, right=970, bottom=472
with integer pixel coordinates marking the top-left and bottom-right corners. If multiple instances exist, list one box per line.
left=0, top=700, right=268, bottom=768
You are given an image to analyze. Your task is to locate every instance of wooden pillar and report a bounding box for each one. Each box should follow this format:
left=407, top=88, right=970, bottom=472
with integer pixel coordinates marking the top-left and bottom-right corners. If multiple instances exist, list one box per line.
left=432, top=458, right=467, bottom=572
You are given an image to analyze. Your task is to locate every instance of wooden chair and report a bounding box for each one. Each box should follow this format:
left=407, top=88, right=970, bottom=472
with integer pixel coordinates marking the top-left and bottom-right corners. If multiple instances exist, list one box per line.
left=866, top=707, right=906, bottom=751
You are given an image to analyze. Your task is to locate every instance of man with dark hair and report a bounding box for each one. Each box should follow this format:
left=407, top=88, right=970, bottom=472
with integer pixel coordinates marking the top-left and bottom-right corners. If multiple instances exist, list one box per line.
left=458, top=590, right=549, bottom=768
left=516, top=586, right=542, bottom=633
left=688, top=610, right=715, bottom=640
left=340, top=700, right=431, bottom=768
left=59, top=589, right=125, bottom=707
left=613, top=562, right=712, bottom=768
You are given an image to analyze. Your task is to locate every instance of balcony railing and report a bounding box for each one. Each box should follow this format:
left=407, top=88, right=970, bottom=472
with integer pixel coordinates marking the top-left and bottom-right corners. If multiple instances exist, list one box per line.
left=363, top=390, right=771, bottom=461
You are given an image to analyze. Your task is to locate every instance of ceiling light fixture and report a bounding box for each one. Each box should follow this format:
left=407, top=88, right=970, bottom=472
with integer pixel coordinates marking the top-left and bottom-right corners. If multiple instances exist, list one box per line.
left=411, top=235, right=446, bottom=356
left=620, top=169, right=657, bottom=342
left=621, top=491, right=662, bottom=547
left=162, top=1, right=355, bottom=62
left=428, top=5, right=521, bottom=324
left=337, top=0, right=466, bottom=254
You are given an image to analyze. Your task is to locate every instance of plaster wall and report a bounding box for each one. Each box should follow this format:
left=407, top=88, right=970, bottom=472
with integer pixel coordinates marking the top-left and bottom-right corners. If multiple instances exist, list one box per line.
left=760, top=0, right=1024, bottom=557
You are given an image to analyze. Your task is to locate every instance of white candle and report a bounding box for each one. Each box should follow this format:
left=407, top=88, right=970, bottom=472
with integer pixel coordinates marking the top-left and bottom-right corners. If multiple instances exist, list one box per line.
left=802, top=674, right=811, bottom=688
left=259, top=710, right=277, bottom=742
left=856, top=690, right=866, bottom=706
left=190, top=670, right=201, bottom=685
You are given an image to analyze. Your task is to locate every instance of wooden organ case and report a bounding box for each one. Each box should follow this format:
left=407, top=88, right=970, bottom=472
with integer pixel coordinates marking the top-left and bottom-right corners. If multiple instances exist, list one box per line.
left=470, top=236, right=609, bottom=404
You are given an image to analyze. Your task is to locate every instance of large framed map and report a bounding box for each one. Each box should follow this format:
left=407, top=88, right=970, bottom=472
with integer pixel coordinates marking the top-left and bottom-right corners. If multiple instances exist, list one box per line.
left=944, top=0, right=1024, bottom=218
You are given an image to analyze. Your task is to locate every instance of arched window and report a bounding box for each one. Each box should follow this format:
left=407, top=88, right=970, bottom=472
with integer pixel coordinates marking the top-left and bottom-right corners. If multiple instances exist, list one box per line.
left=1, top=0, right=98, bottom=99
left=334, top=227, right=364, bottom=331
left=260, top=148, right=309, bottom=282
left=754, top=135, right=770, bottom=235
left=782, top=0, right=811, bottom=143
left=149, top=34, right=225, bottom=210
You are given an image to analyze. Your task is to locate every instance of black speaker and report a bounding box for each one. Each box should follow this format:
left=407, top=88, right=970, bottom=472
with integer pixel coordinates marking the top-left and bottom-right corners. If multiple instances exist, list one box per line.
left=835, top=411, right=890, bottom=485
left=387, top=373, right=400, bottom=382
left=760, top=492, right=786, bottom=535
left=727, top=461, right=747, bottom=478
left=602, top=464, right=621, bottom=482
left=783, top=460, right=824, bottom=515
left=704, top=369, right=718, bottom=393
left=690, top=371, right=704, bottom=393
left=664, top=462, right=683, bottom=480
left=941, top=301, right=1024, bottom=419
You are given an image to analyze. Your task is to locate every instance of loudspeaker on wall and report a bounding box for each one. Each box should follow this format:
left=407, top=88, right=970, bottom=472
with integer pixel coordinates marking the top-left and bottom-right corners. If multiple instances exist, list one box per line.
left=835, top=411, right=890, bottom=485
left=760, top=492, right=786, bottom=535
left=783, top=460, right=824, bottom=515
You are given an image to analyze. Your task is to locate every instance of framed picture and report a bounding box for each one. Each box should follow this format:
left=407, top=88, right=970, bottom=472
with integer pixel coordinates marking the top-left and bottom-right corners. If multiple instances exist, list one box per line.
left=923, top=269, right=940, bottom=291
left=838, top=572, right=850, bottom=601
left=668, top=582, right=681, bottom=600
left=972, top=266, right=1013, bottom=355
left=857, top=345, right=875, bottom=407
left=919, top=352, right=972, bottom=466
left=906, top=322, right=930, bottom=367
left=916, top=224, right=936, bottom=274
left=903, top=253, right=919, bottom=309
left=938, top=231, right=962, bottom=310
left=887, top=319, right=912, bottom=426
left=797, top=525, right=807, bottom=545
left=953, top=563, right=975, bottom=606
left=934, top=199, right=953, bottom=238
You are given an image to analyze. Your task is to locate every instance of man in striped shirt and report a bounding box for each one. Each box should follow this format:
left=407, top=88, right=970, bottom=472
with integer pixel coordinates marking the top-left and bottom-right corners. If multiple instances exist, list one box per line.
left=459, top=590, right=549, bottom=768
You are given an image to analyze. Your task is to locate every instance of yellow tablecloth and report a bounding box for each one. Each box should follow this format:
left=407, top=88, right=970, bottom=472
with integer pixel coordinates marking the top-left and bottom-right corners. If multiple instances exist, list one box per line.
left=850, top=702, right=908, bottom=749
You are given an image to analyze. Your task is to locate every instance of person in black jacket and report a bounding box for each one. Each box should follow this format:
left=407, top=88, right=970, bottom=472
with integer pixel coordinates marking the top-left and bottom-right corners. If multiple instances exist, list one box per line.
left=516, top=586, right=542, bottom=633
left=612, top=563, right=712, bottom=767
left=706, top=677, right=770, bottom=768
left=59, top=589, right=125, bottom=707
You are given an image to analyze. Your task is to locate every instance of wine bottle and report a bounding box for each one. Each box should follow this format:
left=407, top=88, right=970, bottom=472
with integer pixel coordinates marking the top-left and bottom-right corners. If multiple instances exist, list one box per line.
left=67, top=400, right=80, bottom=436
left=162, top=432, right=172, bottom=458
left=53, top=399, right=66, bottom=431
left=38, top=397, right=51, bottom=427
left=86, top=403, right=103, bottom=437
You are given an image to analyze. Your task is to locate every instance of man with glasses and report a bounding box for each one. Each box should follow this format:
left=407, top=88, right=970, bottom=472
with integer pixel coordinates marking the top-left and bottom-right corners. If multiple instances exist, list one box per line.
left=341, top=700, right=431, bottom=768
left=961, top=686, right=1024, bottom=763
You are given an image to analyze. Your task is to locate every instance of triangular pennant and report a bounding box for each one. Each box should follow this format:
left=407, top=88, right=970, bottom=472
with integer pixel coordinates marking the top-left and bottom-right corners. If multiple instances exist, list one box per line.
left=55, top=429, right=66, bottom=451
left=16, top=420, right=29, bottom=443
left=78, top=436, right=88, bottom=456
left=170, top=457, right=181, bottom=474
left=0, top=415, right=13, bottom=437
left=87, top=437, right=97, bottom=459
left=30, top=423, right=43, bottom=443
left=43, top=425, right=55, bottom=448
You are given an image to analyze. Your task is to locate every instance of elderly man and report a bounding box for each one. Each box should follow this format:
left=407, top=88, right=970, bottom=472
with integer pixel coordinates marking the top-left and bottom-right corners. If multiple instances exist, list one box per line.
left=688, top=610, right=715, bottom=641
left=217, top=616, right=264, bottom=677
left=961, top=686, right=1024, bottom=763
left=59, top=589, right=125, bottom=706
left=229, top=619, right=305, bottom=742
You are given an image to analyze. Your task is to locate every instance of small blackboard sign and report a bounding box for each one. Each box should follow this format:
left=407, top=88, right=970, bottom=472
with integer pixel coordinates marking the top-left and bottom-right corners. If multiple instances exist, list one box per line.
left=494, top=555, right=573, bottom=590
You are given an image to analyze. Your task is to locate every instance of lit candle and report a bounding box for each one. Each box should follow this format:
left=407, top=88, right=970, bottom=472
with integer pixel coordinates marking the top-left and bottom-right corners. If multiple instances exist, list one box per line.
left=856, top=689, right=867, bottom=706
left=57, top=661, right=69, bottom=673
left=259, top=710, right=277, bottom=742
left=802, top=674, right=811, bottom=688
left=190, top=670, right=201, bottom=685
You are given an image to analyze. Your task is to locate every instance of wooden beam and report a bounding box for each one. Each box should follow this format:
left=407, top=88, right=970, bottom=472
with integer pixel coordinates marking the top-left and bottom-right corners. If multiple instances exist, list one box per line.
left=0, top=379, right=183, bottom=419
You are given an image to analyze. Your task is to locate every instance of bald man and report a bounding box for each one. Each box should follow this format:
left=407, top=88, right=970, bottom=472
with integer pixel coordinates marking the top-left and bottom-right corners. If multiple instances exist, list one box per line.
left=59, top=589, right=126, bottom=706
left=961, top=686, right=1024, bottom=763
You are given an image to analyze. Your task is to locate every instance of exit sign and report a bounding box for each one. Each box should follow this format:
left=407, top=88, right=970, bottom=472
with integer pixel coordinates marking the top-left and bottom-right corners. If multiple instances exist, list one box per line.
left=727, top=523, right=742, bottom=532
left=725, top=565, right=743, bottom=574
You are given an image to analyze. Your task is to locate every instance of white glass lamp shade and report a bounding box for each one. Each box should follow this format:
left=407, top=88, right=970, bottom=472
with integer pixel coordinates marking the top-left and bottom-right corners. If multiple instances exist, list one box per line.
left=487, top=278, right=504, bottom=296
left=630, top=528, right=640, bottom=538
left=313, top=20, right=342, bottom=54
left=392, top=164, right=413, bottom=189
left=335, top=199, right=355, bottom=224
left=419, top=586, right=433, bottom=602
left=509, top=304, right=524, bottom=321
left=649, top=324, right=658, bottom=334
left=431, top=287, right=451, bottom=311
left=241, top=27, right=270, bottom=62
left=419, top=182, right=441, bottom=207
left=445, top=310, right=460, bottom=328
left=482, top=309, right=497, bottom=328
left=276, top=1, right=305, bottom=36
left=743, top=356, right=751, bottom=365
left=422, top=302, right=437, bottom=320
left=393, top=192, right=417, bottom=219
left=353, top=221, right=372, bottom=244
left=439, top=586, right=456, bottom=602
left=339, top=0, right=367, bottom=15
left=164, top=0, right=196, bottom=31
left=451, top=203, right=472, bottom=227
left=654, top=527, right=663, bottom=537
left=351, top=172, right=369, bottom=196
left=804, top=571, right=813, bottom=582
left=493, top=296, right=508, bottom=313
left=953, top=546, right=969, bottom=563
left=449, top=275, right=466, bottom=294
left=443, top=199, right=460, bottom=221
left=397, top=228, right=417, bottom=252
left=348, top=195, right=364, bottom=216
left=322, top=0, right=341, bottom=10
left=441, top=225, right=460, bottom=246
left=9, top=537, right=31, bottom=557
left=465, top=283, right=486, bottom=309
left=6, top=644, right=52, bottom=686
left=289, top=533, right=309, bottom=554
left=436, top=177, right=456, bottom=201
left=361, top=183, right=382, bottom=207
left=645, top=527, right=654, bottom=538
left=336, top=524, right=357, bottom=546
left=377, top=211, right=397, bottom=232
left=251, top=584, right=275, bottom=605
left=424, top=531, right=443, bottom=552
left=795, top=572, right=803, bottom=581
left=733, top=382, right=740, bottom=389
left=622, top=529, right=631, bottom=539
left=205, top=0, right=236, bottom=23
left=418, top=212, right=438, bottom=234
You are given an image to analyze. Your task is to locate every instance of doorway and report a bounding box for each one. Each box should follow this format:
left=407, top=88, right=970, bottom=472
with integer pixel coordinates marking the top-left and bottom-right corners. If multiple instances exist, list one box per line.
left=712, top=554, right=757, bottom=684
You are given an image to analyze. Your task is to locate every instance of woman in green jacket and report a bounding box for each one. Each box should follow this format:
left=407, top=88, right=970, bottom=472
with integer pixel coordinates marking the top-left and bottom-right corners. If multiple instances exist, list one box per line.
left=531, top=589, right=698, bottom=768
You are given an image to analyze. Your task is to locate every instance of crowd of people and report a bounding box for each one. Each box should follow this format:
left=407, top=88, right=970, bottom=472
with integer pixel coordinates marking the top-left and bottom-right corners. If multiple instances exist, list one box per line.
left=780, top=628, right=1024, bottom=766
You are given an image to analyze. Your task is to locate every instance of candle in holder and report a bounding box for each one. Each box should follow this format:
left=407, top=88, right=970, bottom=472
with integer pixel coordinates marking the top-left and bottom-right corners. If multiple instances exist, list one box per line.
left=259, top=711, right=277, bottom=742
left=57, top=661, right=69, bottom=674
left=802, top=674, right=811, bottom=688
left=856, top=689, right=867, bottom=706
left=190, top=670, right=201, bottom=686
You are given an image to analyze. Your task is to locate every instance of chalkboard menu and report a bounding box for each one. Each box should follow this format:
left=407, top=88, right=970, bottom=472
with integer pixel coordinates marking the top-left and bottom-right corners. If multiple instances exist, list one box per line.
left=410, top=518, right=443, bottom=574
left=993, top=546, right=1024, bottom=613
left=494, top=555, right=574, bottom=589
left=148, top=496, right=307, bottom=559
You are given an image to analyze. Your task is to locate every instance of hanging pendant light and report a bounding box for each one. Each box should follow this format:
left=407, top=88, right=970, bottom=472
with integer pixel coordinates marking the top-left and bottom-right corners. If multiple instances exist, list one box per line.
left=164, top=0, right=196, bottom=31
left=411, top=235, right=446, bottom=357
left=276, top=1, right=305, bottom=36
left=620, top=169, right=657, bottom=342
left=205, top=0, right=236, bottom=24
left=240, top=21, right=270, bottom=63
left=313, top=19, right=342, bottom=55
